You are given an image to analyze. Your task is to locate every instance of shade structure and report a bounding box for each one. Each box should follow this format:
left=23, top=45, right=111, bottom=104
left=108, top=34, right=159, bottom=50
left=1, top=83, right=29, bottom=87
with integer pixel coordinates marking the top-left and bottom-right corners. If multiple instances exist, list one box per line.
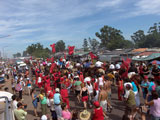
left=151, top=60, right=160, bottom=65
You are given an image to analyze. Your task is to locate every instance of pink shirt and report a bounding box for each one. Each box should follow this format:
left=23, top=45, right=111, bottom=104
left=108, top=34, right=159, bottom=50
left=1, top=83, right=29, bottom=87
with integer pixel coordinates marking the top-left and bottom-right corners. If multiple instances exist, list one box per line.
left=150, top=98, right=160, bottom=117
left=62, top=110, right=71, bottom=120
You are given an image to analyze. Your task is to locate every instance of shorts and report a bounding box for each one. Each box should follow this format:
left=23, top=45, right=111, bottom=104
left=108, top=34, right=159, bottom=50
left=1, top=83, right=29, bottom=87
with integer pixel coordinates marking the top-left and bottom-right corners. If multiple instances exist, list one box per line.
left=100, top=100, right=107, bottom=112
left=32, top=99, right=38, bottom=108
left=125, top=105, right=137, bottom=115
left=75, top=90, right=80, bottom=96
left=82, top=96, right=88, bottom=102
left=107, top=92, right=111, bottom=100
left=12, top=87, right=15, bottom=91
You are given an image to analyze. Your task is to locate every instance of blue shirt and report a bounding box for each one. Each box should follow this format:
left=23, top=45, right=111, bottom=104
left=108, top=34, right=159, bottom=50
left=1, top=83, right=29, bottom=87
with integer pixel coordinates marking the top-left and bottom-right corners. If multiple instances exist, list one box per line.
left=54, top=93, right=60, bottom=104
left=131, top=81, right=138, bottom=92
left=84, top=62, right=91, bottom=68
left=148, top=82, right=155, bottom=93
left=141, top=81, right=149, bottom=92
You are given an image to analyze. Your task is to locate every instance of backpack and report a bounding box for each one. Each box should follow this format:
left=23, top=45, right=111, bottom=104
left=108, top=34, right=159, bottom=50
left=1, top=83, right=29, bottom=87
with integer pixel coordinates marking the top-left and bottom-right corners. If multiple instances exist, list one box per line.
left=15, top=84, right=21, bottom=92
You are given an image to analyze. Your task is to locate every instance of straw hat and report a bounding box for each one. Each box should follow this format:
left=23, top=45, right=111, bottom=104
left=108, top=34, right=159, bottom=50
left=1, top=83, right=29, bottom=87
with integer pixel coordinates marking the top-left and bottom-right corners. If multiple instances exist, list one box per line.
left=79, top=110, right=91, bottom=120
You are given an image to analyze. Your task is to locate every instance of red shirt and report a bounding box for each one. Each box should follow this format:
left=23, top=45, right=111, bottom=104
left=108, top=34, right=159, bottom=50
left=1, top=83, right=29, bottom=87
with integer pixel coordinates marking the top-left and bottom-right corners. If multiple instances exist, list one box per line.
left=48, top=91, right=54, bottom=99
left=94, top=82, right=98, bottom=91
left=60, top=89, right=68, bottom=98
left=92, top=107, right=104, bottom=120
left=79, top=74, right=84, bottom=83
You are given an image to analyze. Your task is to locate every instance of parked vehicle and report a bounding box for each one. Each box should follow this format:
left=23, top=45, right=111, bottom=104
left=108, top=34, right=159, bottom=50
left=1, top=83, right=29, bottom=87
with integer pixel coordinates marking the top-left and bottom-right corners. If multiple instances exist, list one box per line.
left=0, top=77, right=5, bottom=84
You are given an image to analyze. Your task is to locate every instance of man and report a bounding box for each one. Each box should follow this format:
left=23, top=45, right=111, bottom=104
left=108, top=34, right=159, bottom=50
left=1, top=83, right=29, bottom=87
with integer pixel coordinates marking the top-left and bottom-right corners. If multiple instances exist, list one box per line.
left=14, top=102, right=27, bottom=120
left=54, top=88, right=62, bottom=118
left=98, top=86, right=108, bottom=115
left=104, top=75, right=112, bottom=107
left=152, top=64, right=160, bottom=80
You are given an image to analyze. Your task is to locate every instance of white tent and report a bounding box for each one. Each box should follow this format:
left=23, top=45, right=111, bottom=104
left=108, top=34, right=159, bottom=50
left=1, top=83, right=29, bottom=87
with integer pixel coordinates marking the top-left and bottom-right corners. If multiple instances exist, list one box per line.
left=0, top=91, right=13, bottom=102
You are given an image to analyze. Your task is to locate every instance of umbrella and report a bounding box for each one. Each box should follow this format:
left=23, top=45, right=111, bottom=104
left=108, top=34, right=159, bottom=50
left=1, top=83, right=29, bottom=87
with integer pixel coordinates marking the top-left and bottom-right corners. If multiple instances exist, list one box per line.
left=151, top=60, right=160, bottom=65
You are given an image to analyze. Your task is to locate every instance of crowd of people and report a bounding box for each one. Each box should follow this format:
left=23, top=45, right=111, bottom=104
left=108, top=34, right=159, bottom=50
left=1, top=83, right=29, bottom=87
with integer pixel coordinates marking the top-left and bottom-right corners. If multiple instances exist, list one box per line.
left=1, top=58, right=160, bottom=120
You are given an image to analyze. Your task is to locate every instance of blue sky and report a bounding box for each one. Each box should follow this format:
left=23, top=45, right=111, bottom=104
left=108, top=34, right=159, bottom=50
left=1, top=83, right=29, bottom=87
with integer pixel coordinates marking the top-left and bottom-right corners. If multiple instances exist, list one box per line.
left=0, top=0, right=160, bottom=57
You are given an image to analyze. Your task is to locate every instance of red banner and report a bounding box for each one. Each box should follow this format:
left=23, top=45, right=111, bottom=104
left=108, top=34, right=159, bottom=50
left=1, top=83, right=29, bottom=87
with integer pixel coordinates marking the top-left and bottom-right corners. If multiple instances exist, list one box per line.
left=50, top=44, right=56, bottom=53
left=89, top=52, right=97, bottom=60
left=68, top=46, right=75, bottom=55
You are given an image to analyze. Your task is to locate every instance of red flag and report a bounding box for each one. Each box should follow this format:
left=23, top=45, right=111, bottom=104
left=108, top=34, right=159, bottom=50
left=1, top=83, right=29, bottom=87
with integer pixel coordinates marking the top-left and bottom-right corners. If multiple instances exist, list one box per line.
left=50, top=44, right=56, bottom=53
left=64, top=52, right=66, bottom=59
left=51, top=57, right=54, bottom=63
left=89, top=52, right=97, bottom=60
left=68, top=46, right=75, bottom=55
left=126, top=58, right=132, bottom=64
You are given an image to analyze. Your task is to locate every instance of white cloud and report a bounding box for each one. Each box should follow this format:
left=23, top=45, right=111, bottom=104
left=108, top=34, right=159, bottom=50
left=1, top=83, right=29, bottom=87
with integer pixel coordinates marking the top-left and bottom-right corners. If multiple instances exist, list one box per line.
left=128, top=0, right=160, bottom=16
left=96, top=0, right=124, bottom=8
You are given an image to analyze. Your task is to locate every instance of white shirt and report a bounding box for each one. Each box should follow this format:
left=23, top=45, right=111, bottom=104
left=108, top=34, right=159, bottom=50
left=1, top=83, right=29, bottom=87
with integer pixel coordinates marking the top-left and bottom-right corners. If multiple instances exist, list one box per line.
left=87, top=84, right=93, bottom=94
left=12, top=100, right=18, bottom=110
left=98, top=77, right=104, bottom=86
left=38, top=77, right=42, bottom=83
left=95, top=61, right=103, bottom=67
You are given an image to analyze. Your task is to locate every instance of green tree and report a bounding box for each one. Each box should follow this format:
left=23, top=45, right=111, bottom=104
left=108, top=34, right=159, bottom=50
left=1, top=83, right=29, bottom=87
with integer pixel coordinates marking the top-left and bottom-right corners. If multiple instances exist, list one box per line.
left=22, top=51, right=28, bottom=57
left=83, top=38, right=89, bottom=51
left=16, top=52, right=21, bottom=57
left=88, top=37, right=99, bottom=51
left=95, top=25, right=128, bottom=50
left=131, top=30, right=146, bottom=48
left=26, top=43, right=43, bottom=55
left=131, top=22, right=160, bottom=48
left=55, top=40, right=65, bottom=52
left=13, top=52, right=21, bottom=58
left=25, top=43, right=51, bottom=58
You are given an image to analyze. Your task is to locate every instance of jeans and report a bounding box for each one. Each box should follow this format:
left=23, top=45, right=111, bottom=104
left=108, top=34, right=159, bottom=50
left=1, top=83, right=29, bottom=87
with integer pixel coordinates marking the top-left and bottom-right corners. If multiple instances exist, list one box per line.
left=54, top=104, right=62, bottom=118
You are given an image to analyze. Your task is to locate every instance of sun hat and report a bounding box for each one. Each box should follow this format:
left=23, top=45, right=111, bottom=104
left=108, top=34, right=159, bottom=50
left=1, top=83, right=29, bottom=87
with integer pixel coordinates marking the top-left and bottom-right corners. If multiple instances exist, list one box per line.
left=55, top=88, right=60, bottom=92
left=41, top=115, right=47, bottom=120
left=79, top=110, right=91, bottom=120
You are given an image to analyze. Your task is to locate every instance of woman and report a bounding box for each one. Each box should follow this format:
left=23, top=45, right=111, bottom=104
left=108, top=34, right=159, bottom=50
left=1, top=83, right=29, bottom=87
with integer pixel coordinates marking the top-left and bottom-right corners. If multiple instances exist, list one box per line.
left=61, top=103, right=72, bottom=120
left=74, top=77, right=82, bottom=103
left=92, top=101, right=104, bottom=120
left=39, top=89, right=48, bottom=115
left=31, top=88, right=38, bottom=117
left=15, top=79, right=23, bottom=99
left=86, top=81, right=93, bottom=108
left=142, top=65, right=149, bottom=77
left=145, top=91, right=160, bottom=120
left=26, top=78, right=32, bottom=96
left=80, top=83, right=89, bottom=109
left=141, top=76, right=149, bottom=99
left=123, top=84, right=137, bottom=120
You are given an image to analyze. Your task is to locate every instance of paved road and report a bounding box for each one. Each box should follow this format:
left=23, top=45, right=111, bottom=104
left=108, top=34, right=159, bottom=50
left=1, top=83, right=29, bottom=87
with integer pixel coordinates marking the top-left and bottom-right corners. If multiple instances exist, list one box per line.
left=3, top=78, right=127, bottom=120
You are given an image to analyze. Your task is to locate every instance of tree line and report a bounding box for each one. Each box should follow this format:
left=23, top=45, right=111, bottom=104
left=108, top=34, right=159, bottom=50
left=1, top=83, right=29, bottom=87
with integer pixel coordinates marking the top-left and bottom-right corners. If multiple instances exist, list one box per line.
left=13, top=22, right=160, bottom=58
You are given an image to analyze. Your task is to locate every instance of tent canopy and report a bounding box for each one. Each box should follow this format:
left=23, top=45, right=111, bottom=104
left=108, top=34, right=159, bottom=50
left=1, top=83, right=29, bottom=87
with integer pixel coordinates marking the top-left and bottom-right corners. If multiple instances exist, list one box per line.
left=132, top=53, right=160, bottom=61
